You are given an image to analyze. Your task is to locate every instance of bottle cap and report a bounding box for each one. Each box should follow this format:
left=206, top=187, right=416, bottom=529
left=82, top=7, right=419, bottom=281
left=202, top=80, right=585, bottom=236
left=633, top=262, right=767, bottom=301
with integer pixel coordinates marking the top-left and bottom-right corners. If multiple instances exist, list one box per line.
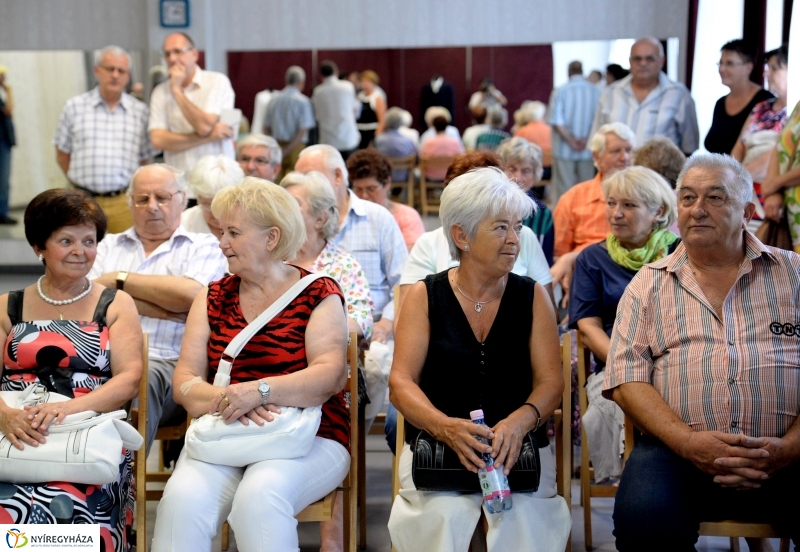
left=469, top=409, right=484, bottom=421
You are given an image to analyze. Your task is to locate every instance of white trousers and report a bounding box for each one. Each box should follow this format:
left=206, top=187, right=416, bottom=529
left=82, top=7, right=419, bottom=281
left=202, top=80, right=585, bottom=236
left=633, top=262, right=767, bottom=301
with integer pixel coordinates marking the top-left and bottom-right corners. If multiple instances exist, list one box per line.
left=151, top=436, right=350, bottom=552
left=388, top=441, right=571, bottom=552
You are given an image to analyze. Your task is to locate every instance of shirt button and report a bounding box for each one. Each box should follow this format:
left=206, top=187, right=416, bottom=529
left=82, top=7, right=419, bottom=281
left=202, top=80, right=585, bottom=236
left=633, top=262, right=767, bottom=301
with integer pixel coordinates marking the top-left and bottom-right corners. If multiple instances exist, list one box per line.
left=480, top=360, right=485, bottom=365
left=731, top=421, right=738, bottom=428
left=481, top=351, right=485, bottom=356
left=728, top=339, right=734, bottom=345
left=728, top=378, right=735, bottom=384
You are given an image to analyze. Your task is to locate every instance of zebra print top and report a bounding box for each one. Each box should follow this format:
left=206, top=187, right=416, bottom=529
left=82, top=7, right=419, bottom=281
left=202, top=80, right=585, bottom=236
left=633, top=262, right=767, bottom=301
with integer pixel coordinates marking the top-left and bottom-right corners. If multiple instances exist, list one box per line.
left=206, top=270, right=350, bottom=451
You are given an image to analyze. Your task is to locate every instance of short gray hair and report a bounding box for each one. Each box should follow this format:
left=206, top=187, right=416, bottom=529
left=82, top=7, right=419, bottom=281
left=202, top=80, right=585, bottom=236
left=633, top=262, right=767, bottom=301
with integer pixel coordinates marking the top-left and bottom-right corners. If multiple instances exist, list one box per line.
left=298, top=144, right=349, bottom=186
left=280, top=171, right=340, bottom=240
left=424, top=106, right=451, bottom=127
left=211, top=177, right=306, bottom=261
left=95, top=45, right=131, bottom=69
left=128, top=163, right=187, bottom=198
left=187, top=155, right=245, bottom=199
left=385, top=107, right=406, bottom=130
left=286, top=65, right=306, bottom=86
left=496, top=137, right=544, bottom=182
left=487, top=107, right=508, bottom=128
left=634, top=36, right=665, bottom=58
left=589, top=123, right=636, bottom=156
left=237, top=133, right=282, bottom=166
left=440, top=167, right=535, bottom=260
left=602, top=166, right=677, bottom=230
left=676, top=153, right=753, bottom=206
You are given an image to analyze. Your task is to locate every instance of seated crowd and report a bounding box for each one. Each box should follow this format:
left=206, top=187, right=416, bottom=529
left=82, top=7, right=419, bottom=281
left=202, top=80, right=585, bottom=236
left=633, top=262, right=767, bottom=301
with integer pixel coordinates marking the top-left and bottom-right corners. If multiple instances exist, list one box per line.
left=0, top=30, right=798, bottom=552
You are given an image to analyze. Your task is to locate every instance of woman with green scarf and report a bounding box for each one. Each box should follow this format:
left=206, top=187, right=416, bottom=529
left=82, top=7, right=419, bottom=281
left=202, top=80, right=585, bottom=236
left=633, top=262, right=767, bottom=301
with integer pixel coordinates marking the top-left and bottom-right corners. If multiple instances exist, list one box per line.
left=568, top=165, right=678, bottom=483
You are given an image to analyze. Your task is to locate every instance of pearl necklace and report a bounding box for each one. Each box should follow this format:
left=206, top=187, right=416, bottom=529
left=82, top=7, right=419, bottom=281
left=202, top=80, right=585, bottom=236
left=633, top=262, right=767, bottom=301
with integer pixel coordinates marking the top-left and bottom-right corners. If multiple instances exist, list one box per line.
left=37, top=276, right=92, bottom=312
left=453, top=270, right=505, bottom=313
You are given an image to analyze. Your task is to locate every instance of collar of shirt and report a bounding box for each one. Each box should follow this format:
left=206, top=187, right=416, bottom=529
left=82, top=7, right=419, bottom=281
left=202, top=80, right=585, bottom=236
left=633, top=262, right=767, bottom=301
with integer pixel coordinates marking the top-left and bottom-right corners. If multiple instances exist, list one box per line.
left=656, top=230, right=778, bottom=274
left=346, top=189, right=369, bottom=219
left=90, top=87, right=132, bottom=111
left=119, top=223, right=197, bottom=253
left=618, top=72, right=675, bottom=104
left=281, top=85, right=303, bottom=96
left=184, top=66, right=207, bottom=92
left=585, top=173, right=605, bottom=204
left=568, top=75, right=587, bottom=83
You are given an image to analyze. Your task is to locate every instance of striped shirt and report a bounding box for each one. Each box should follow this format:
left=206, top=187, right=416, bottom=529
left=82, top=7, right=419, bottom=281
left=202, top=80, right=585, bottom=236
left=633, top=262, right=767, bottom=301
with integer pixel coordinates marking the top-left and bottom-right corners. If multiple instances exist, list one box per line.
left=332, top=191, right=408, bottom=321
left=553, top=173, right=609, bottom=257
left=148, top=67, right=235, bottom=172
left=53, top=88, right=154, bottom=193
left=88, top=225, right=227, bottom=360
left=603, top=232, right=800, bottom=438
left=548, top=75, right=600, bottom=161
left=265, top=86, right=315, bottom=143
left=590, top=73, right=699, bottom=154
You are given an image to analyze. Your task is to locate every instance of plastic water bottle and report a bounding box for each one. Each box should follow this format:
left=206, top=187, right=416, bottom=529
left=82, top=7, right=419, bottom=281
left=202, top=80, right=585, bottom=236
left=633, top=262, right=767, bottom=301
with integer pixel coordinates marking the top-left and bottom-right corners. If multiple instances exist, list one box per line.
left=470, top=409, right=512, bottom=513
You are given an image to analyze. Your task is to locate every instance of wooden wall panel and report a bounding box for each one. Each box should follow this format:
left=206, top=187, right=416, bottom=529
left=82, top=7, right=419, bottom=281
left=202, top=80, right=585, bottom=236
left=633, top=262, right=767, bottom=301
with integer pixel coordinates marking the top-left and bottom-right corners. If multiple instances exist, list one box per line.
left=227, top=50, right=313, bottom=127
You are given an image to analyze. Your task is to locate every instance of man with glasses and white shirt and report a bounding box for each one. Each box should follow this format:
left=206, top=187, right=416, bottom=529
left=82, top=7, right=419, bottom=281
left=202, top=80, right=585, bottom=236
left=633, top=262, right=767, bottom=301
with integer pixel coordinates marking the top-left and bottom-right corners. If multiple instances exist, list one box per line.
left=89, top=163, right=227, bottom=451
left=149, top=32, right=235, bottom=182
left=54, top=45, right=155, bottom=233
left=236, top=133, right=282, bottom=181
left=590, top=36, right=699, bottom=156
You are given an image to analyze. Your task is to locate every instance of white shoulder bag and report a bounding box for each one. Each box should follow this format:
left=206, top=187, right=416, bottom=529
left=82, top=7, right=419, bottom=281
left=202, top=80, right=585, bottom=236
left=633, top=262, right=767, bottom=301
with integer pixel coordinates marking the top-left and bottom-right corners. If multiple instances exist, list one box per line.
left=185, top=273, right=335, bottom=467
left=0, top=384, right=144, bottom=485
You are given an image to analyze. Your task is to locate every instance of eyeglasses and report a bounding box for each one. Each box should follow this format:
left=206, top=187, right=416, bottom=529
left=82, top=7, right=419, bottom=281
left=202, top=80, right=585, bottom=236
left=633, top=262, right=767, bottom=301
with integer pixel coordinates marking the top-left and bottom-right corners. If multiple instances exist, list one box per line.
left=99, top=66, right=129, bottom=75
left=630, top=55, right=661, bottom=64
left=132, top=191, right=183, bottom=207
left=716, top=61, right=747, bottom=68
left=163, top=46, right=193, bottom=58
left=238, top=155, right=272, bottom=166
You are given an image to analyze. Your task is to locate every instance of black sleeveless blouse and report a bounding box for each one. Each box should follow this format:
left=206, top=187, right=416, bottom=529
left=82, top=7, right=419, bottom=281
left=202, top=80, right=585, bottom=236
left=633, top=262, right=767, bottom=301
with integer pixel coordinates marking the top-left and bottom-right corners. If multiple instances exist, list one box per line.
left=406, top=269, right=536, bottom=443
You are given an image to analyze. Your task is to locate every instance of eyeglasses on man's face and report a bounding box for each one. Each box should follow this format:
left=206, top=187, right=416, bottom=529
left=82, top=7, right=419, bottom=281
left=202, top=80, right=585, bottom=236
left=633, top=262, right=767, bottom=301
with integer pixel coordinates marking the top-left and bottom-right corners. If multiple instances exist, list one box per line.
left=98, top=65, right=129, bottom=75
left=716, top=61, right=747, bottom=68
left=630, top=55, right=661, bottom=65
left=238, top=154, right=272, bottom=166
left=163, top=46, right=193, bottom=58
left=132, top=190, right=183, bottom=207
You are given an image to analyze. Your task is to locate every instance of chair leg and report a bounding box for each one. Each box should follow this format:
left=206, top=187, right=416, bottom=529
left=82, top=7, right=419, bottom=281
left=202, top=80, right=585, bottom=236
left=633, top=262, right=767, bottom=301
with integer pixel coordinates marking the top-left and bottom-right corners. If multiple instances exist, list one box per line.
left=221, top=521, right=229, bottom=551
left=729, top=536, right=740, bottom=552
left=358, top=422, right=367, bottom=549
left=778, top=538, right=790, bottom=552
left=581, top=435, right=592, bottom=550
left=343, top=487, right=357, bottom=552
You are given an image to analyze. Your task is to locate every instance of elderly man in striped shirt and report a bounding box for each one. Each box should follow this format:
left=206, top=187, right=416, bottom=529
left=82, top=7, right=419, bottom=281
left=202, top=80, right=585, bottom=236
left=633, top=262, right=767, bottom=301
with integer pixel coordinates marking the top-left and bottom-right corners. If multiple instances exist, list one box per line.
left=604, top=154, right=800, bottom=550
left=88, top=164, right=227, bottom=452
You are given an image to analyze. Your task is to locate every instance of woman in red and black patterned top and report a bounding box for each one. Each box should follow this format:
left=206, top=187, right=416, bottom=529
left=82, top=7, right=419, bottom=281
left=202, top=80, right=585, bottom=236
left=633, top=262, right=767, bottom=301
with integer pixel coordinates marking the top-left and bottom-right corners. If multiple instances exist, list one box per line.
left=152, top=178, right=350, bottom=552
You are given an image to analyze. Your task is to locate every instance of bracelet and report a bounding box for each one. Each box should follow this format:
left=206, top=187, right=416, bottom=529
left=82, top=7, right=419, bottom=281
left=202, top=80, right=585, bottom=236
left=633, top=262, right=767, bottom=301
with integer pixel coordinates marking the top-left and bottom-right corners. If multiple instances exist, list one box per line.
left=524, top=402, right=542, bottom=431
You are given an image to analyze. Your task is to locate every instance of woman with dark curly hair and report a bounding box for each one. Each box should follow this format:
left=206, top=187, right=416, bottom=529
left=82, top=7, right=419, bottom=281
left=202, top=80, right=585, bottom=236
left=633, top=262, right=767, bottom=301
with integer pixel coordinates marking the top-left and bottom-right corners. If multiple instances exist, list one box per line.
left=347, top=148, right=425, bottom=250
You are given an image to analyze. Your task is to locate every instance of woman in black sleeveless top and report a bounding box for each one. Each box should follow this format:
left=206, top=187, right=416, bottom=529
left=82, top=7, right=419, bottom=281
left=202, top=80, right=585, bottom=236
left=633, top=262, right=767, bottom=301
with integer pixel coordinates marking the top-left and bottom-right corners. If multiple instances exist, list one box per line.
left=0, top=189, right=143, bottom=550
left=388, top=168, right=570, bottom=552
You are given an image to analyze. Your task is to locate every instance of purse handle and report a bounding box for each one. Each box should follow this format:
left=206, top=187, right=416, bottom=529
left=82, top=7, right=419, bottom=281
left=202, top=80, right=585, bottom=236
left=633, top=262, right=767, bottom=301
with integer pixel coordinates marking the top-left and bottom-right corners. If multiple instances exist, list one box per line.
left=213, top=273, right=328, bottom=387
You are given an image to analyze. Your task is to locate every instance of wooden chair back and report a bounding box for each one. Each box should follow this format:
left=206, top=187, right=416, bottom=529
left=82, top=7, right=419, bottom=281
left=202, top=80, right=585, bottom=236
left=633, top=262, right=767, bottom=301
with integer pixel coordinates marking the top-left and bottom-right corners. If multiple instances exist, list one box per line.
left=556, top=332, right=573, bottom=552
left=418, top=155, right=458, bottom=217
left=130, top=334, right=148, bottom=552
left=388, top=155, right=417, bottom=209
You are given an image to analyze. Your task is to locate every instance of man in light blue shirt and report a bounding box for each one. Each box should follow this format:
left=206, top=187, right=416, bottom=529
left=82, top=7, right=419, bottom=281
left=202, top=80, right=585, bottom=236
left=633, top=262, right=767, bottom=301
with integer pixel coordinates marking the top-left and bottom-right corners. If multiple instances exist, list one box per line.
left=265, top=66, right=315, bottom=180
left=548, top=60, right=600, bottom=203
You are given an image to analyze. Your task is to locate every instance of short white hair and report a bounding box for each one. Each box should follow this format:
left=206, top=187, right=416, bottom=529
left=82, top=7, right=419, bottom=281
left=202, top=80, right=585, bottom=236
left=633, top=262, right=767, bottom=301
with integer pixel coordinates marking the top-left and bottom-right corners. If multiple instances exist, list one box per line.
left=633, top=36, right=665, bottom=58
left=280, top=171, right=339, bottom=240
left=589, top=123, right=636, bottom=156
left=440, top=167, right=535, bottom=260
left=95, top=45, right=131, bottom=69
left=187, top=155, right=245, bottom=199
left=286, top=65, right=306, bottom=85
left=237, top=133, right=282, bottom=166
left=676, top=153, right=753, bottom=206
left=128, top=163, right=187, bottom=197
left=298, top=144, right=349, bottom=186
left=424, top=106, right=452, bottom=127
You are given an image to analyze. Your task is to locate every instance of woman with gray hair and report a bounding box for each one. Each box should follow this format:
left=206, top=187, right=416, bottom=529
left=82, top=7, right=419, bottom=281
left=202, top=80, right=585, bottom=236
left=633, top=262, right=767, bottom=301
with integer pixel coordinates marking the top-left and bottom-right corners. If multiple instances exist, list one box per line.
left=388, top=167, right=570, bottom=551
left=281, top=171, right=373, bottom=340
left=181, top=154, right=245, bottom=237
left=569, top=166, right=678, bottom=483
left=153, top=178, right=351, bottom=552
left=496, top=137, right=555, bottom=265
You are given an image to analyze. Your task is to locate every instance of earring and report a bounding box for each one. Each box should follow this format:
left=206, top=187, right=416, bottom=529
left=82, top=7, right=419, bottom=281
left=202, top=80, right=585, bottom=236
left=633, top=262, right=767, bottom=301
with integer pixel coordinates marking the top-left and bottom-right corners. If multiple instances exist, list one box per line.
left=38, top=253, right=44, bottom=261
left=464, top=246, right=469, bottom=252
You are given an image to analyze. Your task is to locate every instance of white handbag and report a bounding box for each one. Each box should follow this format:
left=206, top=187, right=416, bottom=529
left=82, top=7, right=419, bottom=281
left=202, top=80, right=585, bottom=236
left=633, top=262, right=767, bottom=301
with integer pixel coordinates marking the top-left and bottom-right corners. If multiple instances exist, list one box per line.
left=185, top=273, right=336, bottom=467
left=0, top=384, right=144, bottom=485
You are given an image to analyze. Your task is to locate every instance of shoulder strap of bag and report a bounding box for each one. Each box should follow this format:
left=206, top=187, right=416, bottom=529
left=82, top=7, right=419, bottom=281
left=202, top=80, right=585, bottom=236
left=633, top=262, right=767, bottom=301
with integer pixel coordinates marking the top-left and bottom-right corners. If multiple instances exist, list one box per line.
left=7, top=290, right=24, bottom=326
left=213, top=273, right=327, bottom=386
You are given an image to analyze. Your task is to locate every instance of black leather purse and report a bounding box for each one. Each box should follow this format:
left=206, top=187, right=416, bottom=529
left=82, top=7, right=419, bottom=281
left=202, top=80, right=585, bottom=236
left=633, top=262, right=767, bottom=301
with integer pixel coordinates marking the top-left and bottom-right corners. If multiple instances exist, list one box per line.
left=411, top=425, right=545, bottom=492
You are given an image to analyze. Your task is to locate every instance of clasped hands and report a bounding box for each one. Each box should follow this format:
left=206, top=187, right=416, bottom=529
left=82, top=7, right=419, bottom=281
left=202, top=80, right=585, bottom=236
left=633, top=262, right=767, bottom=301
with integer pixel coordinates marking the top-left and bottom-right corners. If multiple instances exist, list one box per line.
left=436, top=412, right=529, bottom=476
left=209, top=384, right=280, bottom=426
left=0, top=401, right=76, bottom=450
left=683, top=431, right=796, bottom=490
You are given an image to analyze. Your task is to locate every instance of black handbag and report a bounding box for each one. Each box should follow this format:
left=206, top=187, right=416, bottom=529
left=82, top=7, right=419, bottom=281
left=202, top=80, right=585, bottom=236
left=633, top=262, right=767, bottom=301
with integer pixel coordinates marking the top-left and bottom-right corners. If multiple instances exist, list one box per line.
left=411, top=425, right=545, bottom=492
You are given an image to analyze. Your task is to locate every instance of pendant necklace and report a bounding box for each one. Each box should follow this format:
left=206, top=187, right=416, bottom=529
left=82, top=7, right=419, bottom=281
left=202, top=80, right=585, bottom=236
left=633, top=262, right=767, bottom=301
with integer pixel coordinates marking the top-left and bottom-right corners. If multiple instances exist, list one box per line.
left=454, top=270, right=505, bottom=313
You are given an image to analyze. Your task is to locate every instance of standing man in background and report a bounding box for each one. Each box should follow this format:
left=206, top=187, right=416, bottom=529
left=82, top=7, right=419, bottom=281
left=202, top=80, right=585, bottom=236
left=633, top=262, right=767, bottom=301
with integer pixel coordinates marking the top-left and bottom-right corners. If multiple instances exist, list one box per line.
left=548, top=60, right=600, bottom=203
left=312, top=60, right=361, bottom=161
left=265, top=65, right=315, bottom=181
left=148, top=32, right=235, bottom=190
left=0, top=65, right=15, bottom=225
left=54, top=46, right=154, bottom=233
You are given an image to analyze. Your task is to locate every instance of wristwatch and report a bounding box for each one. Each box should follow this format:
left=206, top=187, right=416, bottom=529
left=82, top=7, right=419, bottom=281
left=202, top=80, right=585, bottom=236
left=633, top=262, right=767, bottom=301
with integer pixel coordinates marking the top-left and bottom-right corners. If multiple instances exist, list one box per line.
left=116, top=271, right=129, bottom=290
left=258, top=379, right=271, bottom=406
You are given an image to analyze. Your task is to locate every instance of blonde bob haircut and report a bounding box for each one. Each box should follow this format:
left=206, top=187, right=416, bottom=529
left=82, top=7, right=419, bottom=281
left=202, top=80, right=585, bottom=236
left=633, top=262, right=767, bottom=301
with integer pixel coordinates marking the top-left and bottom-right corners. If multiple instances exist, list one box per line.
left=440, top=167, right=535, bottom=260
left=211, top=177, right=306, bottom=261
left=602, top=166, right=677, bottom=230
left=280, top=171, right=340, bottom=241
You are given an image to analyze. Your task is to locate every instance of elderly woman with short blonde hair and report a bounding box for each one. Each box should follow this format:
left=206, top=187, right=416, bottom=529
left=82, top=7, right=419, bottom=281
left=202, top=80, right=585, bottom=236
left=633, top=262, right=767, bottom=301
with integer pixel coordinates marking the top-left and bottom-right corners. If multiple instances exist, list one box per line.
left=181, top=154, right=245, bottom=237
left=152, top=177, right=351, bottom=552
